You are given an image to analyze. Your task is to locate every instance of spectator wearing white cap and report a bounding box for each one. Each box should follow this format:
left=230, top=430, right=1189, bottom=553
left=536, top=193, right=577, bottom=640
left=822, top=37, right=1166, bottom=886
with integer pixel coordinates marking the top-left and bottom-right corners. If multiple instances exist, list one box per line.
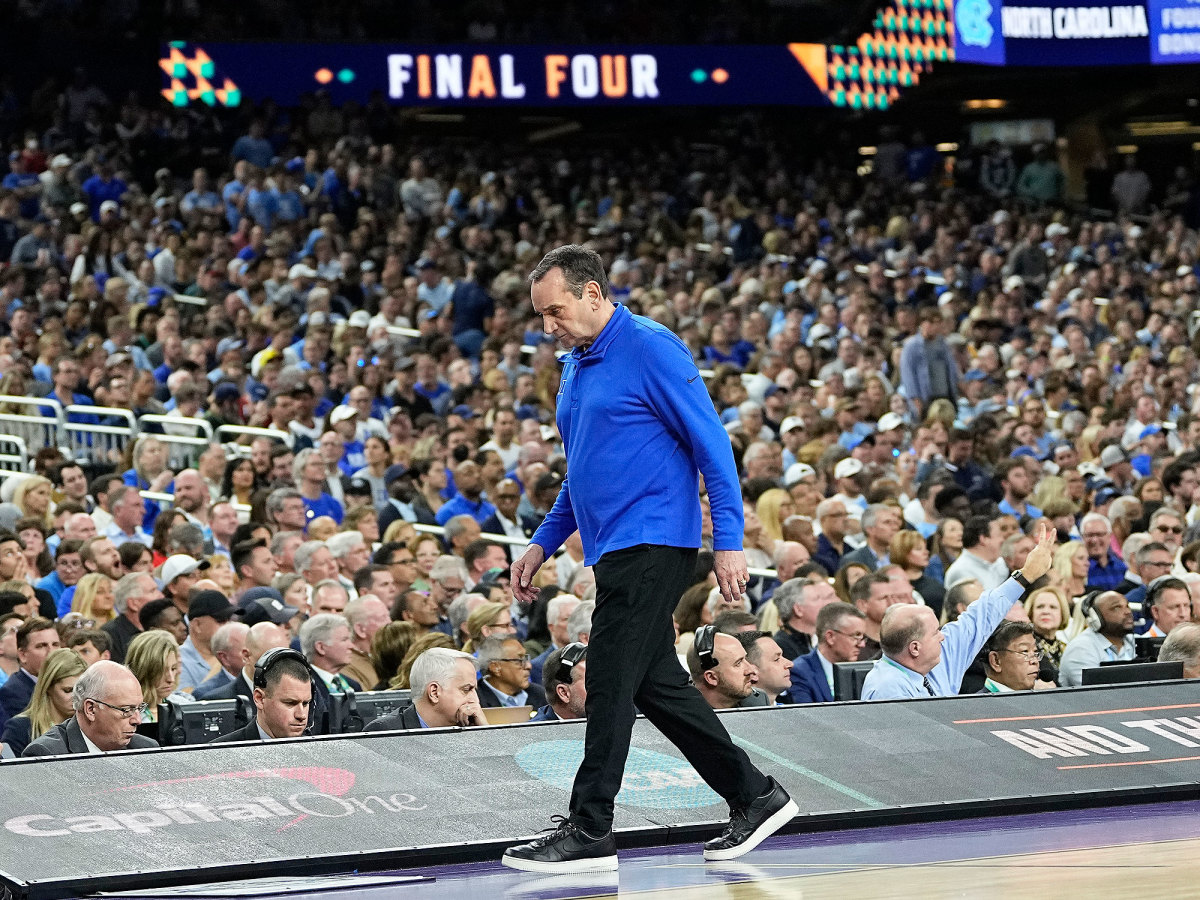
left=160, top=554, right=210, bottom=615
left=830, top=457, right=867, bottom=518
left=779, top=417, right=807, bottom=470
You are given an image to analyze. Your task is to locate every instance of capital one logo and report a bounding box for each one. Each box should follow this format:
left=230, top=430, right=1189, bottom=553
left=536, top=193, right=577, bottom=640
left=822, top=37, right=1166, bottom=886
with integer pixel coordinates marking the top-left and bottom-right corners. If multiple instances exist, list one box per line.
left=956, top=0, right=996, bottom=47
left=5, top=766, right=427, bottom=839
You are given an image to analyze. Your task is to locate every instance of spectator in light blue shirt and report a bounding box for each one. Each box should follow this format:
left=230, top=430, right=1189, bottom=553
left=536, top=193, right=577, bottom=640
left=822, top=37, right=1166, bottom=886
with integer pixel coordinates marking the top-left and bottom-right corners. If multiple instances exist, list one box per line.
left=861, top=523, right=1056, bottom=700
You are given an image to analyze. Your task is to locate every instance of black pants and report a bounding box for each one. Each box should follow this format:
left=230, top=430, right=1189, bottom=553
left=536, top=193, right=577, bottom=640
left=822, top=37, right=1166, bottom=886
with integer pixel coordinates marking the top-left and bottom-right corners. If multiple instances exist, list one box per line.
left=568, top=544, right=769, bottom=833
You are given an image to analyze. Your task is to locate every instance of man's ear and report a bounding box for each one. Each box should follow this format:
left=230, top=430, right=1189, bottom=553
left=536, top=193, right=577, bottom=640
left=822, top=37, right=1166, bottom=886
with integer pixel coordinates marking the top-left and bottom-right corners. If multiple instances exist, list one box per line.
left=703, top=669, right=719, bottom=689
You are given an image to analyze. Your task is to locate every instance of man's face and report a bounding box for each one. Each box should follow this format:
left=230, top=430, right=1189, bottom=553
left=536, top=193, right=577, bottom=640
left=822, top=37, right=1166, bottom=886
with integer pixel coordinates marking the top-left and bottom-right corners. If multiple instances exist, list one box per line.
left=401, top=591, right=441, bottom=627
left=489, top=638, right=532, bottom=692
left=340, top=543, right=371, bottom=577
left=1082, top=521, right=1112, bottom=560
left=531, top=268, right=608, bottom=350
left=1152, top=516, right=1184, bottom=553
left=309, top=547, right=337, bottom=583
left=272, top=452, right=296, bottom=483
left=81, top=672, right=146, bottom=751
left=1097, top=593, right=1135, bottom=635
left=73, top=639, right=107, bottom=666
left=431, top=575, right=465, bottom=612
left=316, top=624, right=353, bottom=668
left=60, top=465, right=88, bottom=500
left=313, top=585, right=347, bottom=616
left=820, top=503, right=848, bottom=540
left=278, top=498, right=307, bottom=530
left=824, top=614, right=867, bottom=663
left=369, top=571, right=398, bottom=606
left=1153, top=588, right=1193, bottom=635
left=255, top=674, right=312, bottom=739
left=1004, top=467, right=1031, bottom=500
left=1140, top=549, right=1174, bottom=582
left=114, top=489, right=143, bottom=532
left=65, top=514, right=96, bottom=541
left=389, top=548, right=420, bottom=589
left=989, top=633, right=1040, bottom=691
left=705, top=633, right=754, bottom=703
left=796, top=581, right=837, bottom=631
left=173, top=473, right=207, bottom=513
left=244, top=546, right=279, bottom=586
left=211, top=503, right=238, bottom=539
left=454, top=461, right=483, bottom=496
left=494, top=411, right=517, bottom=443
left=750, top=637, right=792, bottom=698
left=868, top=509, right=900, bottom=548
left=554, top=659, right=588, bottom=718
left=18, top=627, right=60, bottom=676
left=426, top=658, right=482, bottom=727
left=0, top=539, right=23, bottom=580
left=493, top=482, right=521, bottom=520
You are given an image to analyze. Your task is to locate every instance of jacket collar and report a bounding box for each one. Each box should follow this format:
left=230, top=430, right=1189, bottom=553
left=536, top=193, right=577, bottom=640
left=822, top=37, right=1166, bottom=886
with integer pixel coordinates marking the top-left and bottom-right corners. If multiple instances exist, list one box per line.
left=571, top=303, right=627, bottom=363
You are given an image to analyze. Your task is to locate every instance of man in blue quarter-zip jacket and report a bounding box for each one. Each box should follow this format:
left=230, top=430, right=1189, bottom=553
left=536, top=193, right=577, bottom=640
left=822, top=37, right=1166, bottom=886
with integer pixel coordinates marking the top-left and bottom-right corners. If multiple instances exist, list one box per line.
left=502, top=245, right=796, bottom=876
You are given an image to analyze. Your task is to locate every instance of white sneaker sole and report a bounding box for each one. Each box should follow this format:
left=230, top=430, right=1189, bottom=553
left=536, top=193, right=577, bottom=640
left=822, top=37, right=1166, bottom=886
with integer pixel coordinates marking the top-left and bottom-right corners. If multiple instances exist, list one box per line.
left=501, top=852, right=619, bottom=874
left=702, top=798, right=799, bottom=861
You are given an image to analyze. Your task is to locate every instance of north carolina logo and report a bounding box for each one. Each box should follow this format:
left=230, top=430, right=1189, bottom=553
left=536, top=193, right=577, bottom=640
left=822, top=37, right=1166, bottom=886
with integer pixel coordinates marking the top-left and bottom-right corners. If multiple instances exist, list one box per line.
left=956, top=0, right=995, bottom=47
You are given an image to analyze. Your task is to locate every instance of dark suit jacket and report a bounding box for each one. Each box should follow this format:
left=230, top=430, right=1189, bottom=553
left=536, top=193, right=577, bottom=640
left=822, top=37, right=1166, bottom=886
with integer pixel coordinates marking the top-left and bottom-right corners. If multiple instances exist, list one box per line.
left=840, top=544, right=882, bottom=572
left=199, top=674, right=254, bottom=703
left=0, top=669, right=36, bottom=726
left=363, top=702, right=423, bottom=732
left=100, top=616, right=141, bottom=664
left=787, top=648, right=834, bottom=704
left=309, top=672, right=362, bottom=735
left=529, top=645, right=554, bottom=686
left=772, top=626, right=812, bottom=665
left=23, top=716, right=159, bottom=757
left=1, top=714, right=32, bottom=757
left=476, top=678, right=546, bottom=710
left=192, top=669, right=235, bottom=700
left=209, top=719, right=266, bottom=744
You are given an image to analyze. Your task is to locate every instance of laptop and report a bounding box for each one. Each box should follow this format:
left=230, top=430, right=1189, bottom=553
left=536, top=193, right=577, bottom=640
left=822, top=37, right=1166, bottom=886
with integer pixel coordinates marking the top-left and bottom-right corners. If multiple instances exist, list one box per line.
left=482, top=705, right=536, bottom=725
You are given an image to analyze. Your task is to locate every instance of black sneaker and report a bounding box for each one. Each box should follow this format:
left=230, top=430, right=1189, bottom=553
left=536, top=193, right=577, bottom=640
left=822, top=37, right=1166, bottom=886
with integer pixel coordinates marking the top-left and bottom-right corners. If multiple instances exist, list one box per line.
left=703, top=777, right=798, bottom=861
left=502, top=816, right=619, bottom=873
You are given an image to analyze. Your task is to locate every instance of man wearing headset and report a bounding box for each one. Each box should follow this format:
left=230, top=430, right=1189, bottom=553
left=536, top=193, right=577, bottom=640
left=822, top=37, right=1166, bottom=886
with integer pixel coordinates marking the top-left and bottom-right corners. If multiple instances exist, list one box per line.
left=1058, top=590, right=1137, bottom=687
left=210, top=647, right=313, bottom=743
left=532, top=643, right=587, bottom=722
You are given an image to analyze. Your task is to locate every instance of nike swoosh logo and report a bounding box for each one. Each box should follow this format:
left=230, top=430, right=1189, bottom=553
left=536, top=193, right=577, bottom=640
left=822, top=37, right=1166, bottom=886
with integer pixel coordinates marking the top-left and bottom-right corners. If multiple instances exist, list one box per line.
left=687, top=374, right=700, bottom=383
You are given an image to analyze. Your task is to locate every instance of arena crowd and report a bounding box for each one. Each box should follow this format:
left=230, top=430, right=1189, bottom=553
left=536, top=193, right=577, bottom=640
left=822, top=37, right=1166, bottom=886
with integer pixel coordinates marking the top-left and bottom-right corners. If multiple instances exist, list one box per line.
left=1, top=71, right=1200, bottom=757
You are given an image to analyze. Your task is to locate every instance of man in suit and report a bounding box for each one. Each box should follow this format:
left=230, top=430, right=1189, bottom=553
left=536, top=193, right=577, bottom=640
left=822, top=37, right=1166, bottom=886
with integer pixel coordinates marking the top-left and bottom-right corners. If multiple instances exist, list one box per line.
left=364, top=647, right=486, bottom=731
left=0, top=617, right=60, bottom=727
left=840, top=505, right=900, bottom=573
left=201, top=622, right=291, bottom=702
left=24, top=661, right=159, bottom=756
left=476, top=635, right=547, bottom=709
left=211, top=649, right=313, bottom=742
left=787, top=602, right=867, bottom=704
left=300, top=613, right=361, bottom=733
left=979, top=621, right=1041, bottom=693
left=740, top=632, right=792, bottom=706
left=190, top=621, right=248, bottom=700
left=479, top=478, right=529, bottom=549
left=532, top=643, right=588, bottom=722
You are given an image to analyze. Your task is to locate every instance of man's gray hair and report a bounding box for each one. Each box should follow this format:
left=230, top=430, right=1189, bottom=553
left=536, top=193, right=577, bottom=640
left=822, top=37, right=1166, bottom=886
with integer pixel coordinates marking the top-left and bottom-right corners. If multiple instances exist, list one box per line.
left=292, top=448, right=320, bottom=485
left=344, top=595, right=384, bottom=630
left=1150, top=507, right=1184, bottom=529
left=266, top=488, right=303, bottom=521
left=299, top=613, right=350, bottom=660
left=167, top=522, right=204, bottom=555
left=430, top=555, right=469, bottom=583
left=528, top=244, right=609, bottom=298
left=313, top=579, right=349, bottom=603
left=1136, top=541, right=1170, bottom=567
left=447, top=592, right=485, bottom=642
left=211, top=621, right=249, bottom=655
left=742, top=441, right=771, bottom=466
left=476, top=634, right=514, bottom=671
left=567, top=600, right=594, bottom=642
left=861, top=504, right=890, bottom=530
left=816, top=498, right=845, bottom=521
left=326, top=531, right=365, bottom=559
left=410, top=647, right=477, bottom=699
left=1080, top=512, right=1111, bottom=535
left=546, top=594, right=578, bottom=627
left=1123, top=532, right=1152, bottom=566
left=443, top=515, right=475, bottom=545
left=1159, top=622, right=1200, bottom=671
left=71, top=662, right=126, bottom=711
left=773, top=578, right=806, bottom=621
left=113, top=572, right=152, bottom=614
left=271, top=530, right=303, bottom=557
left=293, top=540, right=327, bottom=576
left=944, top=578, right=982, bottom=614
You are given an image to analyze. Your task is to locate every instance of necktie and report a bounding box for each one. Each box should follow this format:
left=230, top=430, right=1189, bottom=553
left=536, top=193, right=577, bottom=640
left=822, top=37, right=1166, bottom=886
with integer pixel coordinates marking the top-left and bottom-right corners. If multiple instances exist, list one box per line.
left=922, top=675, right=936, bottom=697
left=331, top=674, right=349, bottom=693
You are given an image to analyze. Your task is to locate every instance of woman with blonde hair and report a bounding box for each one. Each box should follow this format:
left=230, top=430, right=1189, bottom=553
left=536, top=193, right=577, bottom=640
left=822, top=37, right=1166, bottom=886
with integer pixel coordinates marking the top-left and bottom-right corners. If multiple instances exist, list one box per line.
left=71, top=572, right=117, bottom=625
left=0, top=648, right=87, bottom=756
left=392, top=632, right=455, bottom=689
left=462, top=600, right=513, bottom=653
left=125, top=629, right=191, bottom=723
left=889, top=530, right=946, bottom=617
left=1052, top=541, right=1089, bottom=601
left=12, top=475, right=53, bottom=529
left=755, top=488, right=795, bottom=545
left=370, top=621, right=419, bottom=690
left=1031, top=475, right=1068, bottom=513
left=206, top=554, right=238, bottom=595
left=1024, top=585, right=1070, bottom=679
left=382, top=519, right=417, bottom=547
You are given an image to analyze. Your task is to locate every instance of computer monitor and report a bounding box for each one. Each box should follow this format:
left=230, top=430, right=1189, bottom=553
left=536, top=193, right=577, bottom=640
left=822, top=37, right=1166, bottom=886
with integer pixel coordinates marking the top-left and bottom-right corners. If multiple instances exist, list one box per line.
left=1081, top=661, right=1184, bottom=686
left=1135, top=635, right=1166, bottom=662
left=833, top=661, right=875, bottom=701
left=158, top=698, right=253, bottom=746
left=329, top=689, right=414, bottom=733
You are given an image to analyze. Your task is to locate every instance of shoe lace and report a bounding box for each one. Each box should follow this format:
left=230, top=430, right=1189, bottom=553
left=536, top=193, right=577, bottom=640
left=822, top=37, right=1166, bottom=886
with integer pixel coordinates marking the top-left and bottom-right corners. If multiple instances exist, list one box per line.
left=529, top=815, right=580, bottom=849
left=718, top=806, right=748, bottom=839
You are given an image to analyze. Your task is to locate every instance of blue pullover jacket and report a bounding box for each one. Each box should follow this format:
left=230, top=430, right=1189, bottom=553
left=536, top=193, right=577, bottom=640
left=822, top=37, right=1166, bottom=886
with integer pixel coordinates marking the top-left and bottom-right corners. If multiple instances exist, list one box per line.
left=531, top=303, right=743, bottom=566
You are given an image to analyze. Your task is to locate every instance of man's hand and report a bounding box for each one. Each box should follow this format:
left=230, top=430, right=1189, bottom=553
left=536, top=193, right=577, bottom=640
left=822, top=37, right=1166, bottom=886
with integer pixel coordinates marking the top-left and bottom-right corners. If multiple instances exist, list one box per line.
left=456, top=701, right=485, bottom=727
left=1019, top=522, right=1058, bottom=583
left=511, top=543, right=546, bottom=604
left=150, top=470, right=175, bottom=492
left=713, top=549, right=749, bottom=607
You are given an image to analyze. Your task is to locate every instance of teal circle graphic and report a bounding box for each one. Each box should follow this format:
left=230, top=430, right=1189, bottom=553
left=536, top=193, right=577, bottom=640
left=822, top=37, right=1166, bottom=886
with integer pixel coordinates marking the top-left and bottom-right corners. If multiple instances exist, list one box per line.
left=515, top=740, right=722, bottom=809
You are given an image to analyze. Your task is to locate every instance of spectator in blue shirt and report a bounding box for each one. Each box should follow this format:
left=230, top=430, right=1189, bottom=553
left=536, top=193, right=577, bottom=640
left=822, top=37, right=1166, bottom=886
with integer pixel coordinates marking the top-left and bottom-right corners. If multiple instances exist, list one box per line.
left=2, top=152, right=42, bottom=220
left=995, top=458, right=1043, bottom=521
left=230, top=121, right=274, bottom=170
left=294, top=447, right=343, bottom=525
left=180, top=167, right=221, bottom=219
left=80, top=159, right=127, bottom=222
left=861, top=522, right=1056, bottom=699
left=436, top=459, right=496, bottom=526
left=1081, top=512, right=1126, bottom=591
